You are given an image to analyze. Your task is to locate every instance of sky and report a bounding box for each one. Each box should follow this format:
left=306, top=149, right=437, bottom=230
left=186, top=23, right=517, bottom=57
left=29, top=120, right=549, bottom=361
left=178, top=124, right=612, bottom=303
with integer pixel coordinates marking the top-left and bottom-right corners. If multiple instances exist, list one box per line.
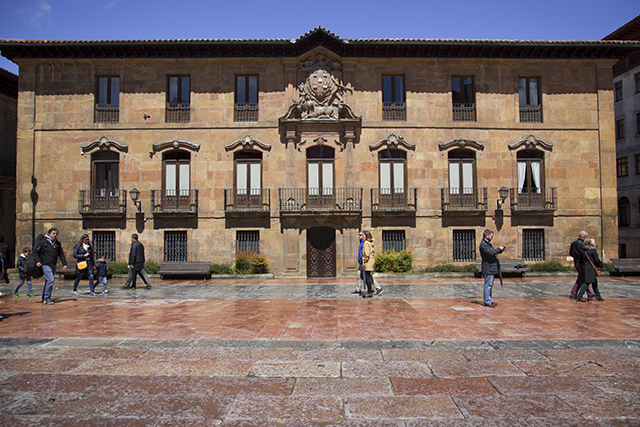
left=0, top=0, right=638, bottom=75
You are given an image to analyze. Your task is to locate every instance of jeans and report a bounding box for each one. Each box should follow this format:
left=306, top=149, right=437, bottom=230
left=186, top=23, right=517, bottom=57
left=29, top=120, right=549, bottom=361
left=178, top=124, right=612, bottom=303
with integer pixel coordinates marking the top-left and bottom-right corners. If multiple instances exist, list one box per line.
left=73, top=271, right=95, bottom=293
left=15, top=278, right=32, bottom=294
left=41, top=265, right=56, bottom=300
left=570, top=261, right=593, bottom=297
left=578, top=281, right=601, bottom=298
left=483, top=274, right=494, bottom=305
left=98, top=276, right=107, bottom=292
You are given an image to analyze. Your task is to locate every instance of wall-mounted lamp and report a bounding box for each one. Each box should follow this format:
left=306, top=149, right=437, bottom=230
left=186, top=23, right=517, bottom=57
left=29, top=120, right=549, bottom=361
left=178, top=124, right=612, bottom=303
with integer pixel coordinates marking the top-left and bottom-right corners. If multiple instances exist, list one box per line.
left=143, top=114, right=150, bottom=120
left=129, top=187, right=141, bottom=212
left=497, top=186, right=509, bottom=210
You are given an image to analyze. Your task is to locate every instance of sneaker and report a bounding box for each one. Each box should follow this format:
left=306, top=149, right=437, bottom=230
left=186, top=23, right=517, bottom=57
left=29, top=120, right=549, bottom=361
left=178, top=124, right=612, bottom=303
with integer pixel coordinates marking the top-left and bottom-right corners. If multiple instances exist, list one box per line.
left=72, top=290, right=79, bottom=295
left=0, top=291, right=5, bottom=297
left=27, top=293, right=34, bottom=298
left=144, top=285, right=152, bottom=290
left=44, top=298, right=54, bottom=305
left=569, top=296, right=576, bottom=300
left=13, top=291, right=19, bottom=297
left=89, top=292, right=97, bottom=296
left=374, top=288, right=384, bottom=296
left=103, top=290, right=110, bottom=294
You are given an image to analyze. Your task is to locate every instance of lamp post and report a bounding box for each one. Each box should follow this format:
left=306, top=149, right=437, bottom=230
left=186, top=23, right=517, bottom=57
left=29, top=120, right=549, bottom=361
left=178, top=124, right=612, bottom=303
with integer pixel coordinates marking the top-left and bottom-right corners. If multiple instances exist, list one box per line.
left=497, top=186, right=509, bottom=210
left=129, top=188, right=141, bottom=212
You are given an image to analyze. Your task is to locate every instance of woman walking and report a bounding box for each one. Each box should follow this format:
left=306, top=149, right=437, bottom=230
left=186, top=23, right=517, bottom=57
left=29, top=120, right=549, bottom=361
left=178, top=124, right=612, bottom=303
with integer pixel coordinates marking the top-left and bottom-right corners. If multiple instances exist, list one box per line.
left=361, top=230, right=376, bottom=298
left=71, top=234, right=96, bottom=295
left=576, top=238, right=604, bottom=302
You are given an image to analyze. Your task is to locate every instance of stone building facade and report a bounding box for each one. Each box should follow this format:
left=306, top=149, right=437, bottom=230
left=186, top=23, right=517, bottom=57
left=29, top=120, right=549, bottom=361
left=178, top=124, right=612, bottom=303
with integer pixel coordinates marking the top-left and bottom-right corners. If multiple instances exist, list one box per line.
left=0, top=67, right=18, bottom=265
left=1, top=29, right=638, bottom=276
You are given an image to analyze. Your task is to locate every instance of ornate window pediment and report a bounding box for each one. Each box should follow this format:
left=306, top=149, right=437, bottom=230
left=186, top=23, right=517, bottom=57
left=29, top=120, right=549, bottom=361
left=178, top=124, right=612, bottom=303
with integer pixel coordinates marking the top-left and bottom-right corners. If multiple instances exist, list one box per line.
left=150, top=139, right=201, bottom=156
left=369, top=134, right=415, bottom=152
left=508, top=135, right=553, bottom=152
left=81, top=136, right=128, bottom=155
left=437, top=138, right=485, bottom=152
left=296, top=135, right=344, bottom=152
left=225, top=135, right=272, bottom=153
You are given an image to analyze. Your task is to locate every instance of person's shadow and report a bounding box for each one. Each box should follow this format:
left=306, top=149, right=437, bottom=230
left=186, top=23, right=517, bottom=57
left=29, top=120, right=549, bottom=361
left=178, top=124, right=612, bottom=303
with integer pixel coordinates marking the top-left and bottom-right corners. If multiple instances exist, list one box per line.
left=0, top=311, right=31, bottom=320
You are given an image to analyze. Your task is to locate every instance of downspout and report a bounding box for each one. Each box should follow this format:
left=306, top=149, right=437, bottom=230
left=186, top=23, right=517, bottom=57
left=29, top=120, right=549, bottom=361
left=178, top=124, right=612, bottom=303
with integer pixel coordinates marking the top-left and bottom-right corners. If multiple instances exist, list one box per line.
left=595, top=66, right=605, bottom=261
left=30, top=63, right=39, bottom=245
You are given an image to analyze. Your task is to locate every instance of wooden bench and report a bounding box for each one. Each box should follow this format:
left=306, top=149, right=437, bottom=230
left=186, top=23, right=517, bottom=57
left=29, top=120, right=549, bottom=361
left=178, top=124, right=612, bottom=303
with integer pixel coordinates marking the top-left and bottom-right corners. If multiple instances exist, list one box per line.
left=58, top=259, right=78, bottom=280
left=158, top=262, right=211, bottom=279
left=611, top=258, right=640, bottom=275
left=475, top=259, right=529, bottom=277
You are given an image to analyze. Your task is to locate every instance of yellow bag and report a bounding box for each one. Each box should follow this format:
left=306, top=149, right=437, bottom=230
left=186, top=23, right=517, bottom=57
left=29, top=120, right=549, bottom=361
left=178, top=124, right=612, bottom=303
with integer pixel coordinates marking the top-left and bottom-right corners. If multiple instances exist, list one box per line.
left=77, top=260, right=88, bottom=270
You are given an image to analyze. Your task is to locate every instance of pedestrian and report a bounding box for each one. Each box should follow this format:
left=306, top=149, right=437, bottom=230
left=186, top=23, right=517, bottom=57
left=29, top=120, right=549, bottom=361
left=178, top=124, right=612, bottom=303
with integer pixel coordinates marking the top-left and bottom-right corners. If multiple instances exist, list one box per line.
left=95, top=255, right=110, bottom=294
left=479, top=229, right=505, bottom=308
left=576, top=238, right=604, bottom=302
left=355, top=230, right=383, bottom=296
left=33, top=228, right=67, bottom=304
left=0, top=234, right=11, bottom=285
left=13, top=247, right=34, bottom=297
left=569, top=230, right=594, bottom=300
left=125, top=234, right=151, bottom=290
left=71, top=234, right=96, bottom=295
left=361, top=230, right=376, bottom=298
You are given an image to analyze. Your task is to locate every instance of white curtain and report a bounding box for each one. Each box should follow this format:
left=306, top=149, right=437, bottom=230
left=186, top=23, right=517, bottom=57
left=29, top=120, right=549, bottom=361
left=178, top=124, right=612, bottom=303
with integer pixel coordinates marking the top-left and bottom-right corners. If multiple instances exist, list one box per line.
left=449, top=163, right=460, bottom=195
left=531, top=162, right=541, bottom=193
left=250, top=163, right=261, bottom=194
left=322, top=163, right=333, bottom=195
left=517, top=162, right=527, bottom=194
left=308, top=163, right=319, bottom=195
left=236, top=163, right=247, bottom=195
left=393, top=162, right=404, bottom=193
left=166, top=163, right=176, bottom=193
left=462, top=162, right=473, bottom=194
left=179, top=163, right=189, bottom=193
left=380, top=163, right=391, bottom=194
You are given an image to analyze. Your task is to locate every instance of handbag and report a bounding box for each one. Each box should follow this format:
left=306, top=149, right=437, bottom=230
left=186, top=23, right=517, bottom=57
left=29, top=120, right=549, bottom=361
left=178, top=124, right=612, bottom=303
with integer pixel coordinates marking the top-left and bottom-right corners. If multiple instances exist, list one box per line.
left=77, top=260, right=88, bottom=270
left=585, top=251, right=601, bottom=276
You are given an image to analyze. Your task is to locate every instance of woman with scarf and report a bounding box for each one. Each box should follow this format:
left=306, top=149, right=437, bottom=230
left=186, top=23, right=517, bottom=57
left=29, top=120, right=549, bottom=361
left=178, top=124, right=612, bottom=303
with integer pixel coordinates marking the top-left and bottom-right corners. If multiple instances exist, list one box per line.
left=72, top=233, right=96, bottom=296
left=576, top=238, right=604, bottom=302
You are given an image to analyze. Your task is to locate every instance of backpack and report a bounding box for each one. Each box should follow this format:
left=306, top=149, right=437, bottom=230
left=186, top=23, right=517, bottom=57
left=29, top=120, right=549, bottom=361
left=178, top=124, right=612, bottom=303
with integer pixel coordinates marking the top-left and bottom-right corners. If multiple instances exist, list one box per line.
left=26, top=234, right=46, bottom=279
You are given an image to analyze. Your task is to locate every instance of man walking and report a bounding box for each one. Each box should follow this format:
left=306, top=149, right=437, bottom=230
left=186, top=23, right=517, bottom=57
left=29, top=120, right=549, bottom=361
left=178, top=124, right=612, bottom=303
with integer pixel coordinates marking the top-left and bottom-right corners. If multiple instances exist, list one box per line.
left=126, top=234, right=151, bottom=290
left=479, top=229, right=505, bottom=308
left=33, top=228, right=67, bottom=304
left=569, top=230, right=593, bottom=300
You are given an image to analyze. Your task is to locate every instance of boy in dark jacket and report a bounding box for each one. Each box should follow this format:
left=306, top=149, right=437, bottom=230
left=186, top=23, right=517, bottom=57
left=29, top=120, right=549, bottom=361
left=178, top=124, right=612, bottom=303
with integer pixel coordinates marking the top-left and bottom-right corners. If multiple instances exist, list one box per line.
left=14, top=248, right=34, bottom=297
left=95, top=255, right=110, bottom=294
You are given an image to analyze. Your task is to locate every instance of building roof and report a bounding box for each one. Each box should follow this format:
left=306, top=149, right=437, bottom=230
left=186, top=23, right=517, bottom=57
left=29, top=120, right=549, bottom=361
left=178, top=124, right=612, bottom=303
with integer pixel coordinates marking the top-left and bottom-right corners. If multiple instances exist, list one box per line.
left=603, top=14, right=640, bottom=41
left=2, top=28, right=640, bottom=62
left=0, top=67, right=18, bottom=98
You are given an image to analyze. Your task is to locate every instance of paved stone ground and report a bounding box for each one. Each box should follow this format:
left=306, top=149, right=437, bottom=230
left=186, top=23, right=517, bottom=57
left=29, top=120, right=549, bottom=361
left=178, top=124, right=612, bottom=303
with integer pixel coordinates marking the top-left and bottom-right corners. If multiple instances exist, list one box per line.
left=0, top=276, right=639, bottom=426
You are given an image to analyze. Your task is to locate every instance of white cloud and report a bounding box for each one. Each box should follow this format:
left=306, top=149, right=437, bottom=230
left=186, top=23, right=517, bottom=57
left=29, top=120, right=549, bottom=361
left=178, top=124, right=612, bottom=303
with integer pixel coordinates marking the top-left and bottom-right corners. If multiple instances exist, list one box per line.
left=104, top=1, right=117, bottom=11
left=29, top=1, right=53, bottom=28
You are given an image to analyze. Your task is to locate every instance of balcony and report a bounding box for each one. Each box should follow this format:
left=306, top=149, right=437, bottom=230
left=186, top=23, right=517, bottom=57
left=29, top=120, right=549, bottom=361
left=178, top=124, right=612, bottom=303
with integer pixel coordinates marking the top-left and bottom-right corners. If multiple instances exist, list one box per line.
left=94, top=104, right=119, bottom=123
left=279, top=188, right=362, bottom=215
left=510, top=187, right=557, bottom=212
left=452, top=103, right=476, bottom=122
left=151, top=189, right=198, bottom=214
left=224, top=189, right=270, bottom=214
left=519, top=106, right=542, bottom=123
left=78, top=190, right=127, bottom=215
left=235, top=103, right=258, bottom=122
left=371, top=188, right=417, bottom=213
left=441, top=188, right=488, bottom=212
left=166, top=103, right=190, bottom=123
left=382, top=103, right=406, bottom=121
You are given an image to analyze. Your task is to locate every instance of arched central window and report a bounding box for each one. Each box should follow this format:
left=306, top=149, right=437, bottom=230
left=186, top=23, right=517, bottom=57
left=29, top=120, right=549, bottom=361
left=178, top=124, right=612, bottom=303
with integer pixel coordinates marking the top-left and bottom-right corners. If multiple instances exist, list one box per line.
left=517, top=150, right=544, bottom=194
left=447, top=149, right=477, bottom=209
left=307, top=146, right=334, bottom=208
left=91, top=151, right=120, bottom=211
left=162, top=151, right=191, bottom=210
left=234, top=150, right=263, bottom=209
left=378, top=149, right=407, bottom=208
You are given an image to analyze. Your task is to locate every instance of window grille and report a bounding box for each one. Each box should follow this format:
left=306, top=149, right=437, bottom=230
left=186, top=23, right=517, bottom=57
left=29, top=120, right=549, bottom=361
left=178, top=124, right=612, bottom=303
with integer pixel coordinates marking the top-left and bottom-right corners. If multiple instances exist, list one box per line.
left=522, top=229, right=544, bottom=262
left=453, top=230, right=475, bottom=262
left=92, top=231, right=116, bottom=261
left=237, top=231, right=260, bottom=253
left=164, top=231, right=187, bottom=262
left=382, top=230, right=405, bottom=252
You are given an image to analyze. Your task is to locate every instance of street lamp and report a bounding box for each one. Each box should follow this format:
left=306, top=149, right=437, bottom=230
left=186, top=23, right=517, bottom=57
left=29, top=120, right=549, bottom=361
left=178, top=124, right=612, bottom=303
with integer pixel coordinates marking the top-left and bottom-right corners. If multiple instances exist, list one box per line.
left=497, top=186, right=509, bottom=209
left=129, top=188, right=141, bottom=212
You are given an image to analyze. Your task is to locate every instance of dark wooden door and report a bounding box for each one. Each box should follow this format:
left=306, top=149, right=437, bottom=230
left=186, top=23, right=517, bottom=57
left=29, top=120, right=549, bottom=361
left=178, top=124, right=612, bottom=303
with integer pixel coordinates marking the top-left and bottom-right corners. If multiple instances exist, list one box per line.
left=307, top=227, right=336, bottom=278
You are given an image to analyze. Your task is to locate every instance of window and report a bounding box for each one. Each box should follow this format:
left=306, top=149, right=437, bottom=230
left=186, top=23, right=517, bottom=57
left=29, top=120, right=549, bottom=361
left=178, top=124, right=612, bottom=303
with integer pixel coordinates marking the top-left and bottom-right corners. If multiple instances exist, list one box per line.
left=619, top=197, right=631, bottom=227
left=636, top=154, right=640, bottom=175
left=95, top=76, right=119, bottom=123
left=617, top=157, right=629, bottom=177
left=161, top=151, right=191, bottom=210
left=452, top=76, right=475, bottom=122
left=378, top=150, right=407, bottom=208
left=93, top=231, right=116, bottom=261
left=382, top=230, right=406, bottom=252
left=636, top=73, right=640, bottom=93
left=167, top=76, right=190, bottom=122
left=619, top=244, right=627, bottom=259
left=234, top=150, right=263, bottom=209
left=636, top=112, right=640, bottom=135
left=453, top=230, right=475, bottom=262
left=382, top=75, right=406, bottom=121
left=90, top=151, right=120, bottom=211
left=237, top=231, right=260, bottom=253
left=517, top=150, right=543, bottom=194
left=448, top=150, right=476, bottom=208
left=307, top=146, right=334, bottom=207
left=615, top=81, right=623, bottom=101
left=165, top=231, right=187, bottom=262
left=235, top=75, right=258, bottom=122
left=616, top=117, right=625, bottom=140
left=519, top=77, right=542, bottom=123
left=522, top=229, right=544, bottom=262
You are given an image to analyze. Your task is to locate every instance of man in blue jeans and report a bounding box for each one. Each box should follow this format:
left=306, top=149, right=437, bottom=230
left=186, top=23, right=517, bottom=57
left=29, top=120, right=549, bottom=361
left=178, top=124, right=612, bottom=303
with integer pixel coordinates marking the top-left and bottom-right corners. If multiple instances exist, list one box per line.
left=479, top=229, right=505, bottom=308
left=33, top=228, right=67, bottom=304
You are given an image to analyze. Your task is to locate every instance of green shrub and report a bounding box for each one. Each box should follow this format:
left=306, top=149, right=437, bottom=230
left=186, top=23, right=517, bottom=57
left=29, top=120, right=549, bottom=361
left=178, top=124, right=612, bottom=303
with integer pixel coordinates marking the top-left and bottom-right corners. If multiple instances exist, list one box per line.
left=107, top=262, right=128, bottom=275
left=374, top=250, right=413, bottom=273
left=602, top=262, right=615, bottom=273
left=422, top=264, right=476, bottom=273
left=234, top=251, right=270, bottom=274
left=210, top=263, right=234, bottom=275
left=144, top=262, right=160, bottom=274
left=527, top=261, right=573, bottom=273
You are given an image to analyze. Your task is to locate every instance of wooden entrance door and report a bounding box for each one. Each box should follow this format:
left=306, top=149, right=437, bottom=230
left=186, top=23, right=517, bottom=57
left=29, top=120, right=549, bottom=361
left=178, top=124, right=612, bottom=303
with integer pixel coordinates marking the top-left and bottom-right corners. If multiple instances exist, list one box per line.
left=307, top=227, right=336, bottom=278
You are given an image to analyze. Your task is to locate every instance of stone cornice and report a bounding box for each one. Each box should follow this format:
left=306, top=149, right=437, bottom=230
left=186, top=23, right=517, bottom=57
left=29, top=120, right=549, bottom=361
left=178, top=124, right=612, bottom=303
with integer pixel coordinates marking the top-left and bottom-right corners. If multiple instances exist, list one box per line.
left=438, top=138, right=485, bottom=152
left=225, top=135, right=272, bottom=152
left=508, top=135, right=554, bottom=152
left=81, top=136, right=128, bottom=154
left=150, top=139, right=201, bottom=156
left=369, top=134, right=415, bottom=152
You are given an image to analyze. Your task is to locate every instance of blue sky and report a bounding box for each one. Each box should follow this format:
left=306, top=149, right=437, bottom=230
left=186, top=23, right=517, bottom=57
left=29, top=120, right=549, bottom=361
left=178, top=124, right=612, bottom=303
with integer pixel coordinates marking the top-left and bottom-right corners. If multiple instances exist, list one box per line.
left=0, top=0, right=638, bottom=74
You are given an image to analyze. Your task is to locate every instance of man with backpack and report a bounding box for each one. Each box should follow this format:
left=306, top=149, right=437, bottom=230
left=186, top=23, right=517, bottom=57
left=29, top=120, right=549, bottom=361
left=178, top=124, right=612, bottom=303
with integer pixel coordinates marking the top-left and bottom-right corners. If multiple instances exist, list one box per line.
left=33, top=228, right=67, bottom=304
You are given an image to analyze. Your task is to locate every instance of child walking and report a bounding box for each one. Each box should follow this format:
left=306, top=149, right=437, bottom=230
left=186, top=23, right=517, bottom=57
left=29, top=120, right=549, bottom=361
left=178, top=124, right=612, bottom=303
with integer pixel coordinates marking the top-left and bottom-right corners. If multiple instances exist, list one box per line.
left=95, top=255, right=110, bottom=294
left=14, top=247, right=34, bottom=297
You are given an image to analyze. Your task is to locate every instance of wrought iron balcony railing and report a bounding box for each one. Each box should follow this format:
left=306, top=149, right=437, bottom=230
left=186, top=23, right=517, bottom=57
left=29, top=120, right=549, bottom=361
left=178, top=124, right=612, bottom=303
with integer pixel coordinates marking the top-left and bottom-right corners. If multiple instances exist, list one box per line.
left=166, top=103, right=190, bottom=123
left=452, top=103, right=476, bottom=122
left=95, top=104, right=119, bottom=123
left=510, top=187, right=557, bottom=211
left=441, top=188, right=488, bottom=211
left=151, top=189, right=198, bottom=213
left=78, top=189, right=127, bottom=214
left=519, top=106, right=542, bottom=123
left=382, top=102, right=407, bottom=121
left=224, top=188, right=270, bottom=212
left=234, top=103, right=258, bottom=122
left=371, top=188, right=417, bottom=211
left=279, top=188, right=362, bottom=212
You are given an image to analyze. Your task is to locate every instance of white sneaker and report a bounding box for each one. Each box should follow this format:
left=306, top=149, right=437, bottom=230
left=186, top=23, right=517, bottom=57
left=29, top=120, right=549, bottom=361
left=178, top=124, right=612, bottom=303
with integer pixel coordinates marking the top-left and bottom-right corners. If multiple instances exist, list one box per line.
left=0, top=291, right=5, bottom=297
left=103, top=290, right=110, bottom=294
left=72, top=290, right=79, bottom=295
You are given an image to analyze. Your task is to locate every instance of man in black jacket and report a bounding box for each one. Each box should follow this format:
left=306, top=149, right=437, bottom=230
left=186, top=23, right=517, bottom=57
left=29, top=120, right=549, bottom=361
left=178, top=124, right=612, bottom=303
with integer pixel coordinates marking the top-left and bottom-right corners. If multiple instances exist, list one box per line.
left=33, top=228, right=67, bottom=304
left=569, top=231, right=593, bottom=300
left=480, top=229, right=505, bottom=308
left=127, top=234, right=151, bottom=290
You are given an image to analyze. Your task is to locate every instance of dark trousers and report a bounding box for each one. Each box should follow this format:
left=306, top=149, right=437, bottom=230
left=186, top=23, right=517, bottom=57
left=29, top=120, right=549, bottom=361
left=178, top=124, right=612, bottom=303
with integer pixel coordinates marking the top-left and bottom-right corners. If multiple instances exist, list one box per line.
left=570, top=261, right=593, bottom=297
